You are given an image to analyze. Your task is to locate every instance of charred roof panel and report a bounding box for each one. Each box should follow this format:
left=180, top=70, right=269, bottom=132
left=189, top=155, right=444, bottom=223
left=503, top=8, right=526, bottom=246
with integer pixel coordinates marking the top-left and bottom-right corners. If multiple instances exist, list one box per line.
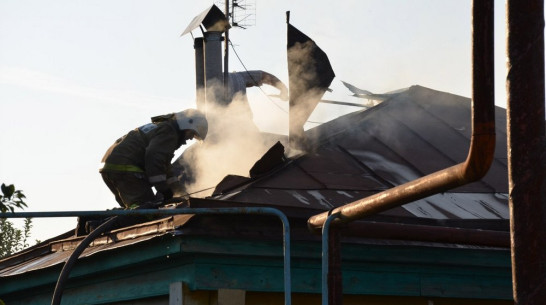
left=251, top=164, right=324, bottom=189
left=1, top=86, right=513, bottom=279
left=346, top=90, right=468, bottom=179
left=212, top=85, right=510, bottom=221
left=296, top=148, right=390, bottom=191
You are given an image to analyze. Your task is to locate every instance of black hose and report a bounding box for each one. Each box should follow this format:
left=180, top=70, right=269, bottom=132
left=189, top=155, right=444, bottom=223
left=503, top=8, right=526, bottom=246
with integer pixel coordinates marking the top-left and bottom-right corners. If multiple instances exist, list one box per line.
left=49, top=199, right=183, bottom=304
left=50, top=216, right=118, bottom=305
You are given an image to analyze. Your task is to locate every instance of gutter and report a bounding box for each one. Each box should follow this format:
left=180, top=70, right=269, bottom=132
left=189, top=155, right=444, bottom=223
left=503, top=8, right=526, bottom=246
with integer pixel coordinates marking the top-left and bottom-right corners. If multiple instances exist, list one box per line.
left=308, top=0, right=495, bottom=232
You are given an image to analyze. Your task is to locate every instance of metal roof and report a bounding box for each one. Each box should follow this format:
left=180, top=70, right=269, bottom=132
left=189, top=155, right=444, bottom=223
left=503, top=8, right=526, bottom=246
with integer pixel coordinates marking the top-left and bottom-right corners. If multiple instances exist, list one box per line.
left=0, top=215, right=194, bottom=277
left=0, top=85, right=511, bottom=276
left=211, top=85, right=509, bottom=220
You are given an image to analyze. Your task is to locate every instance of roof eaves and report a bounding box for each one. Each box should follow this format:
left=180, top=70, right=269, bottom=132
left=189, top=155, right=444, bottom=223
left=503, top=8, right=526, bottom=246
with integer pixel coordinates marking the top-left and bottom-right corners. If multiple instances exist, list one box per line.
left=0, top=214, right=194, bottom=273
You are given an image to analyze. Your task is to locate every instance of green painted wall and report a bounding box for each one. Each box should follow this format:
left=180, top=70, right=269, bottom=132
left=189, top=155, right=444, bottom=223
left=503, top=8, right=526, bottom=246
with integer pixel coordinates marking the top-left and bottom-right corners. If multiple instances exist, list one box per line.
left=0, top=235, right=512, bottom=304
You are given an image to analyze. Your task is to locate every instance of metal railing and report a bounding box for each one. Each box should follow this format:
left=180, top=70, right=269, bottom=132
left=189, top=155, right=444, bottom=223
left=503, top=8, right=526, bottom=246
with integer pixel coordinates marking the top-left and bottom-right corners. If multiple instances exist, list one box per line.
left=2, top=207, right=292, bottom=305
left=321, top=213, right=340, bottom=305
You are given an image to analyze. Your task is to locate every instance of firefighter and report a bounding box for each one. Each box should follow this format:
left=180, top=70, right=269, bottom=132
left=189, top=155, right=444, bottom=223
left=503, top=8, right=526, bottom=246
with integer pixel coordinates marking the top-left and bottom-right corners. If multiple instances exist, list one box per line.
left=99, top=108, right=208, bottom=209
left=170, top=71, right=288, bottom=189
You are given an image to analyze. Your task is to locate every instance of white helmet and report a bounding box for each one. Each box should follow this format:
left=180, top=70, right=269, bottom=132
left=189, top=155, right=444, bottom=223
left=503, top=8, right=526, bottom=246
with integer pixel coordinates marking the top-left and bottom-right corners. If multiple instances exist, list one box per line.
left=175, top=109, right=208, bottom=140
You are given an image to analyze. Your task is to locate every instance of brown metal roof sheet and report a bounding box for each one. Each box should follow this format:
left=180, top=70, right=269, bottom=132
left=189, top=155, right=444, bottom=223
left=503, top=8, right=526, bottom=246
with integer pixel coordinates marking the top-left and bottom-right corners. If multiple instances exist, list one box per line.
left=0, top=85, right=513, bottom=275
left=211, top=85, right=510, bottom=221
left=0, top=215, right=195, bottom=277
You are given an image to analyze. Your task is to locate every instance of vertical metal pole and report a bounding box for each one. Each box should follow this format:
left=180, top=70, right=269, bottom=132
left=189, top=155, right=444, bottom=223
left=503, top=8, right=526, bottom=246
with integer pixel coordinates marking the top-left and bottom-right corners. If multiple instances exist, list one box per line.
left=279, top=210, right=292, bottom=305
left=507, top=0, right=546, bottom=303
left=224, top=0, right=230, bottom=104
left=471, top=0, right=495, bottom=137
left=322, top=213, right=341, bottom=305
left=328, top=226, right=342, bottom=305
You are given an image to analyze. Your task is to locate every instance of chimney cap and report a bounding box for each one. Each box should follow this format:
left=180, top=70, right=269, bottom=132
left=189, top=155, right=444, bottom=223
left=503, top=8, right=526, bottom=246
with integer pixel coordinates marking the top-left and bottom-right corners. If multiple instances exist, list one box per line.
left=181, top=4, right=231, bottom=37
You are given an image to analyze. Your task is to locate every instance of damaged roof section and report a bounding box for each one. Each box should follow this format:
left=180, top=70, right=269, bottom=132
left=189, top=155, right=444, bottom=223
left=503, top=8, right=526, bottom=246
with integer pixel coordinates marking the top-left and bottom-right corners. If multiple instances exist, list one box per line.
left=209, top=85, right=509, bottom=221
left=0, top=85, right=511, bottom=280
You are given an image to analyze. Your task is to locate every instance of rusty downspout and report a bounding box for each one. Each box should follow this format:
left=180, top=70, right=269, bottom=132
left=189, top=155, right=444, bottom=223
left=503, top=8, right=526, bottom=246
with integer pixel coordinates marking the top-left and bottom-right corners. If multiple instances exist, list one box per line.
left=308, top=0, right=495, bottom=231
left=507, top=0, right=546, bottom=303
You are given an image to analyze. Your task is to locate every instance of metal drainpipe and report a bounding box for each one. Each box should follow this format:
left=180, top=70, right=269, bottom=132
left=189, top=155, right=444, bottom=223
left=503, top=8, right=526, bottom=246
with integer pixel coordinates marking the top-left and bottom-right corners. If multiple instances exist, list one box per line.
left=308, top=0, right=495, bottom=232
left=194, top=37, right=205, bottom=110
left=506, top=0, right=546, bottom=303
left=322, top=213, right=342, bottom=305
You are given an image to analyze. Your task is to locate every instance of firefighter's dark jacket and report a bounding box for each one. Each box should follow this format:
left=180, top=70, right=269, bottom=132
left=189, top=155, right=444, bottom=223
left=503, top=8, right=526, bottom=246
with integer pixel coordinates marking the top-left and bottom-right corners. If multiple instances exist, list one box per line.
left=100, top=119, right=186, bottom=188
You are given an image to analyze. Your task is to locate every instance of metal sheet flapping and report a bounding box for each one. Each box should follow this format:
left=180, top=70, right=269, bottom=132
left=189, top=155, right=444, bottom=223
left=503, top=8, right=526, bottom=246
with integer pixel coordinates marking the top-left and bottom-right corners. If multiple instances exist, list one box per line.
left=287, top=19, right=335, bottom=149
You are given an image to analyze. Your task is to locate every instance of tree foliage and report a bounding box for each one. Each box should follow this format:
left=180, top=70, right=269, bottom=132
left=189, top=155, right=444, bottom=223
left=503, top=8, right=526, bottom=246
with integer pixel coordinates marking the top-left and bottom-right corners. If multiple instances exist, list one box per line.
left=0, top=218, right=33, bottom=258
left=0, top=183, right=34, bottom=258
left=0, top=183, right=27, bottom=213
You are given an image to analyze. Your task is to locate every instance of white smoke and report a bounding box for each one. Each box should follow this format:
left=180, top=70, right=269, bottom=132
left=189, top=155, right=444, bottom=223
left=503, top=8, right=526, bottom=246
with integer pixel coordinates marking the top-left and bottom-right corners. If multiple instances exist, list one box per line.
left=175, top=86, right=284, bottom=197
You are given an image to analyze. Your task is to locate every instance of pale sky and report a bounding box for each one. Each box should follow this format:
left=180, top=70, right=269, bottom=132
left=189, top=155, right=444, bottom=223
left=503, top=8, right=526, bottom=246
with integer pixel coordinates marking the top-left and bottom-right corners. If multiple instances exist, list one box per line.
left=0, top=0, right=527, bottom=242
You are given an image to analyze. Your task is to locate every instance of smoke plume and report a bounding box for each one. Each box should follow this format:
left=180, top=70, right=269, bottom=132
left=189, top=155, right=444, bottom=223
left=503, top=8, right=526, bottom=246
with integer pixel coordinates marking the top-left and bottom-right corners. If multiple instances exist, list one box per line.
left=174, top=86, right=282, bottom=198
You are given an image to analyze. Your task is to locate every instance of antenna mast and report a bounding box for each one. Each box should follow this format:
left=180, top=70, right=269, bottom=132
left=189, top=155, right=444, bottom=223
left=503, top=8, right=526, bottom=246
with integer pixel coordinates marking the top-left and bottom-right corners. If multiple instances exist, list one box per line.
left=217, top=0, right=256, bottom=29
left=223, top=0, right=230, bottom=103
left=216, top=0, right=256, bottom=102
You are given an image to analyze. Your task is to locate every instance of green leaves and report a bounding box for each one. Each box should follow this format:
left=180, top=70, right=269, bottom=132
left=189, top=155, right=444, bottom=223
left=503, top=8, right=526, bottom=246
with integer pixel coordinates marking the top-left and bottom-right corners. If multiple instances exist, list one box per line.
left=0, top=183, right=33, bottom=258
left=0, top=183, right=28, bottom=213
left=0, top=217, right=33, bottom=258
left=1, top=183, right=13, bottom=198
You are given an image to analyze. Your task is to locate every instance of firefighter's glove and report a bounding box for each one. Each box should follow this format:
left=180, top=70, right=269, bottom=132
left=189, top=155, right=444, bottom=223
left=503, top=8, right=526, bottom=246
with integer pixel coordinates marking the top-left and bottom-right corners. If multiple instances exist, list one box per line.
left=154, top=182, right=174, bottom=201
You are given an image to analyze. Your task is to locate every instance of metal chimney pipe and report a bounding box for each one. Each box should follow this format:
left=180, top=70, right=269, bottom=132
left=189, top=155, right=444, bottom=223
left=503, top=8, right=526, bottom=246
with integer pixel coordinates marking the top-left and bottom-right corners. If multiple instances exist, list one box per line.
left=194, top=37, right=205, bottom=110
left=308, top=0, right=495, bottom=231
left=506, top=0, right=546, bottom=303
left=204, top=31, right=224, bottom=112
